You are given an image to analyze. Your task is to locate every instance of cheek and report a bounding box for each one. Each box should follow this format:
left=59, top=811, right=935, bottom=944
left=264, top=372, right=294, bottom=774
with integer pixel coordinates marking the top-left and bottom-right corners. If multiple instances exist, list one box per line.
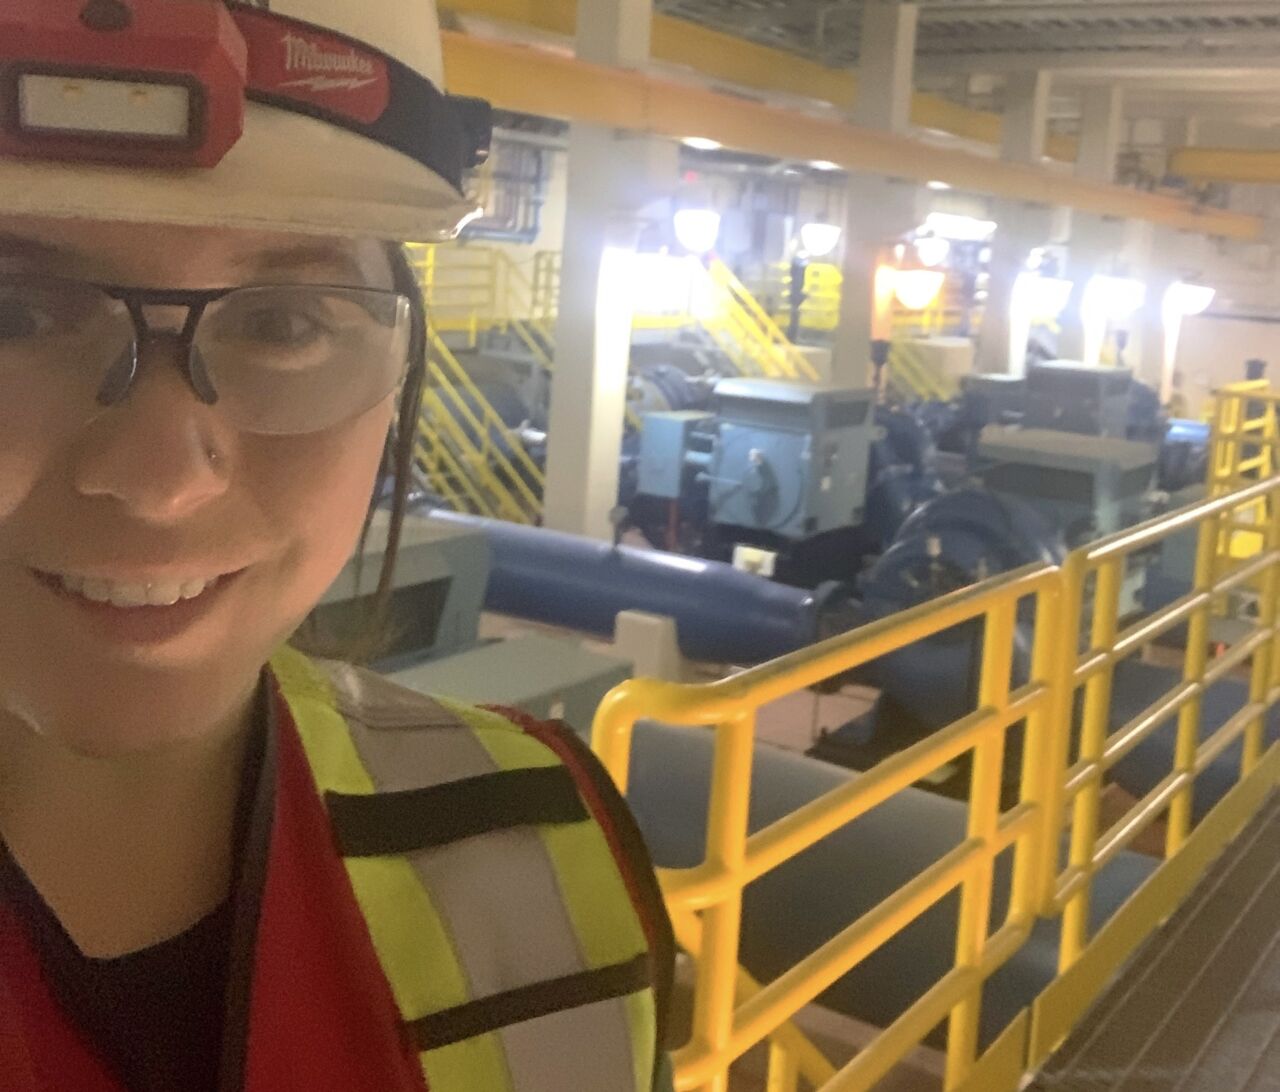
left=0, top=377, right=78, bottom=520
left=250, top=401, right=394, bottom=609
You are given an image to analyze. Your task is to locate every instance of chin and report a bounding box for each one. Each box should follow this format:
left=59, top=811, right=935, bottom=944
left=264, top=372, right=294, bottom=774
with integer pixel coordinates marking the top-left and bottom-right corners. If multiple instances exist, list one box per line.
left=3, top=656, right=264, bottom=761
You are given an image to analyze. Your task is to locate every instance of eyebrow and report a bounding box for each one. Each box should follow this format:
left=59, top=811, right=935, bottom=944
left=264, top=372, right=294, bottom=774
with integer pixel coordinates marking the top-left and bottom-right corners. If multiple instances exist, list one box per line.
left=236, top=244, right=371, bottom=284
left=0, top=232, right=381, bottom=286
left=0, top=233, right=75, bottom=266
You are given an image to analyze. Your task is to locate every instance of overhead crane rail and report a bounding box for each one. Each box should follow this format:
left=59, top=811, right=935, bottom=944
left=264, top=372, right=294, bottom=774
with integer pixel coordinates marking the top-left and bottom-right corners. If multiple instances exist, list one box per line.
left=592, top=381, right=1280, bottom=1091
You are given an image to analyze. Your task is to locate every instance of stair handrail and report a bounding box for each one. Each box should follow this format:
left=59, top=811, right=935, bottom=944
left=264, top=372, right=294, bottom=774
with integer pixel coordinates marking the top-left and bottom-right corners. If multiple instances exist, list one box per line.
left=707, top=260, right=821, bottom=382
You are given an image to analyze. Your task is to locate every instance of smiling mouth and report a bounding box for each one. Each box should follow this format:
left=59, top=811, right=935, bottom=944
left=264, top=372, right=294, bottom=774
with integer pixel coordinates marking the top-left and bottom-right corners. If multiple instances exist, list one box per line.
left=32, top=569, right=241, bottom=609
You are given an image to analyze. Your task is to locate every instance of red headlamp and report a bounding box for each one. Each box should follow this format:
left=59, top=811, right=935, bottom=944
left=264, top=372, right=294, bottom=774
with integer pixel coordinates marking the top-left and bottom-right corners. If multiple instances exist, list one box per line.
left=0, top=0, right=248, bottom=168
left=0, top=0, right=491, bottom=187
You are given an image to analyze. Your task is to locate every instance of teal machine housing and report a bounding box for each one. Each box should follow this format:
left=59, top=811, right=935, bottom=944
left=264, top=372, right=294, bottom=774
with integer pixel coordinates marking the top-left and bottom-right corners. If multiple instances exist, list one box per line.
left=637, top=378, right=878, bottom=541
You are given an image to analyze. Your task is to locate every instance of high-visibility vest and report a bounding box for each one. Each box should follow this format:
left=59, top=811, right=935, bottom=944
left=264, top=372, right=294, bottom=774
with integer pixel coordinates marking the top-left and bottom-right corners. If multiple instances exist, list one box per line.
left=0, top=646, right=673, bottom=1091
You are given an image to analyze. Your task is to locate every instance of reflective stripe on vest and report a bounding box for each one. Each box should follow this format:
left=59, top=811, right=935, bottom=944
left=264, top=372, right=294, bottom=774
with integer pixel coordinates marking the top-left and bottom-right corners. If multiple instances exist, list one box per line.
left=269, top=647, right=657, bottom=1092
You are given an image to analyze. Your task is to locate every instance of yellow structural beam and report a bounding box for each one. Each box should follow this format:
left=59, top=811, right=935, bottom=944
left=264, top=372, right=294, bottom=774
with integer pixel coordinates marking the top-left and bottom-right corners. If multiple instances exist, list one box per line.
left=442, top=0, right=1079, bottom=162
left=442, top=32, right=1263, bottom=242
left=1170, top=147, right=1280, bottom=186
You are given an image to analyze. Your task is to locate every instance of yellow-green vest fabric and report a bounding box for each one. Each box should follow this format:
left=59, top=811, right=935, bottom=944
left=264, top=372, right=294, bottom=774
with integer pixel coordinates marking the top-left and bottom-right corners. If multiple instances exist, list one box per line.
left=271, top=647, right=664, bottom=1091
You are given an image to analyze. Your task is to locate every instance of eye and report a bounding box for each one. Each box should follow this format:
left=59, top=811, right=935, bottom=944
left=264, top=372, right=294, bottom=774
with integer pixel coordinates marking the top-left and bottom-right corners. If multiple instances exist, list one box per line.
left=230, top=306, right=330, bottom=348
left=0, top=295, right=56, bottom=342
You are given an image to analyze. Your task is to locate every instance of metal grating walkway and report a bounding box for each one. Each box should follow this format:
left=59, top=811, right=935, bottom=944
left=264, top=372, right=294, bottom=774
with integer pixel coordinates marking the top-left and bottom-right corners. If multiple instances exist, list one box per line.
left=1030, top=790, right=1280, bottom=1092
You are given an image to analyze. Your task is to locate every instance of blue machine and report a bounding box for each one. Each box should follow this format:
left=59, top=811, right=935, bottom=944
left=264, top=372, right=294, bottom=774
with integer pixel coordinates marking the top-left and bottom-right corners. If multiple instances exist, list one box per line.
left=628, top=377, right=937, bottom=584
left=1024, top=361, right=1134, bottom=437
left=705, top=379, right=875, bottom=540
left=637, top=379, right=878, bottom=541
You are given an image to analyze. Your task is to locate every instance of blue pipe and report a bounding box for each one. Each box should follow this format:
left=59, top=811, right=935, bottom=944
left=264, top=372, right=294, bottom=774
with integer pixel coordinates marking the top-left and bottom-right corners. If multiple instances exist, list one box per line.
left=425, top=509, right=847, bottom=663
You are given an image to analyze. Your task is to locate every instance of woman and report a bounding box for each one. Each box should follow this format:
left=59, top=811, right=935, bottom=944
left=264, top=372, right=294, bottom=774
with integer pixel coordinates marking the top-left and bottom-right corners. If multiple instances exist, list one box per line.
left=0, top=2, right=673, bottom=1090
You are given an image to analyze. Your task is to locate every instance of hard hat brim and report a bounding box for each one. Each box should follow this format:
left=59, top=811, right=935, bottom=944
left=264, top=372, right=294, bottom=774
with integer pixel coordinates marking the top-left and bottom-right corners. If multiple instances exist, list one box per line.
left=0, top=105, right=478, bottom=242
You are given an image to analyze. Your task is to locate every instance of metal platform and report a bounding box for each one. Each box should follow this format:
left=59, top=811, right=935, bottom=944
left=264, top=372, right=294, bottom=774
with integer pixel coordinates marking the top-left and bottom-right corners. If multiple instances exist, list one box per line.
left=1031, top=790, right=1280, bottom=1092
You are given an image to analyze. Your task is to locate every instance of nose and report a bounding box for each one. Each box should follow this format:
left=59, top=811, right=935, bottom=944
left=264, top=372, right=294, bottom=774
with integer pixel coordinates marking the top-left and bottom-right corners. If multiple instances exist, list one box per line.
left=72, top=333, right=232, bottom=523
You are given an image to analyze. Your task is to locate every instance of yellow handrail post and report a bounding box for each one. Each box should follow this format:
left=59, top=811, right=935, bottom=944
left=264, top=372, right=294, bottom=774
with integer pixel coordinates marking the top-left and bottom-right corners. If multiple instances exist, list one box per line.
left=1244, top=481, right=1280, bottom=775
left=764, top=1041, right=799, bottom=1092
left=691, top=710, right=757, bottom=1092
left=1016, top=574, right=1061, bottom=920
left=946, top=598, right=1017, bottom=1088
left=1167, top=511, right=1220, bottom=854
left=1059, top=556, right=1122, bottom=969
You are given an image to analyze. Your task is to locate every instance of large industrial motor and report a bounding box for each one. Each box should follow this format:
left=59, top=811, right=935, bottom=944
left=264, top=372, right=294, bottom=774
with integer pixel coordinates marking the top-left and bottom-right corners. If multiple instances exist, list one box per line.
left=856, top=488, right=1065, bottom=727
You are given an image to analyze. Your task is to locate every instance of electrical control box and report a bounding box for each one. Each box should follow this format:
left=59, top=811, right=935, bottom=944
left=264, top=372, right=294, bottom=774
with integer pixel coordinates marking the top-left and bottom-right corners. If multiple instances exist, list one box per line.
left=1025, top=361, right=1132, bottom=438
left=638, top=411, right=714, bottom=500
left=977, top=426, right=1156, bottom=543
left=707, top=378, right=876, bottom=541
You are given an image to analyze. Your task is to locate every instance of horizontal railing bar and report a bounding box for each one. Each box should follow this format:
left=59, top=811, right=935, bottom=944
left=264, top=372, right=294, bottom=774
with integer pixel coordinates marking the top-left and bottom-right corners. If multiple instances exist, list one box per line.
left=1101, top=680, right=1198, bottom=770
left=1092, top=771, right=1189, bottom=870
left=1083, top=476, right=1280, bottom=563
left=822, top=919, right=1031, bottom=1092
left=1071, top=551, right=1277, bottom=685
left=595, top=566, right=1057, bottom=732
left=1203, top=628, right=1272, bottom=688
left=740, top=693, right=1043, bottom=888
left=660, top=695, right=1044, bottom=910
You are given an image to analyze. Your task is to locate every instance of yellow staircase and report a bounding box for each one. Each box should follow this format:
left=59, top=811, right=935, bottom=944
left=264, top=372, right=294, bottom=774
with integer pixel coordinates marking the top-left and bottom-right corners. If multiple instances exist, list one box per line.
left=701, top=259, right=821, bottom=382
left=404, top=245, right=547, bottom=523
left=768, top=261, right=969, bottom=402
left=414, top=325, right=545, bottom=525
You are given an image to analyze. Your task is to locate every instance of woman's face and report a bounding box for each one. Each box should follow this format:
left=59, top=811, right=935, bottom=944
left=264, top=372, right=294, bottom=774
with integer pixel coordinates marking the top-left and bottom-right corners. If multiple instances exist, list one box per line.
left=0, top=217, right=400, bottom=757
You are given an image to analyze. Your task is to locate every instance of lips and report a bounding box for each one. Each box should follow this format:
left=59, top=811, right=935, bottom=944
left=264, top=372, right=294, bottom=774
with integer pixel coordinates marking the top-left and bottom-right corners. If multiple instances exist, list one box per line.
left=48, top=571, right=225, bottom=608
left=30, top=567, right=248, bottom=646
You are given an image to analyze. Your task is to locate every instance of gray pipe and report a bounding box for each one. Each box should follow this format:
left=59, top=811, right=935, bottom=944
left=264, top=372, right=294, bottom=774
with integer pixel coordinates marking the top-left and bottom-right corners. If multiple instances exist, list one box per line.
left=425, top=509, right=847, bottom=663
left=625, top=721, right=1157, bottom=1046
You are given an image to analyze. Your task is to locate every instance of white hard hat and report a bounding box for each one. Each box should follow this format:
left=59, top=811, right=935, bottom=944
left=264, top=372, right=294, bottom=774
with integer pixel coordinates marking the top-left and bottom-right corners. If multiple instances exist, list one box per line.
left=0, top=0, right=492, bottom=240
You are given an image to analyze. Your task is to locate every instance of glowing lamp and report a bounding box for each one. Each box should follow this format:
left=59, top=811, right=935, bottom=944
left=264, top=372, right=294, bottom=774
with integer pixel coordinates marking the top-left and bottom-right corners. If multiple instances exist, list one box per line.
left=1013, top=273, right=1073, bottom=321
left=800, top=221, right=842, bottom=257
left=892, top=269, right=945, bottom=311
left=915, top=236, right=951, bottom=268
left=1164, top=282, right=1215, bottom=317
left=1083, top=275, right=1146, bottom=319
left=673, top=208, right=721, bottom=256
left=923, top=212, right=997, bottom=242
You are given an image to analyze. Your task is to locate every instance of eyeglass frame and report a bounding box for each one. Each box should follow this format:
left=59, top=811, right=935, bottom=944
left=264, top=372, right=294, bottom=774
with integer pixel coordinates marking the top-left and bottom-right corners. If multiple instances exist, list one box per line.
left=0, top=273, right=414, bottom=415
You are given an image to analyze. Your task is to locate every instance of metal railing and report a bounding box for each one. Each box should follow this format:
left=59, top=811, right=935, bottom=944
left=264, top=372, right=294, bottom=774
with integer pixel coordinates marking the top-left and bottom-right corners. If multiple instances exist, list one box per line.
left=592, top=384, right=1280, bottom=1091
left=594, top=566, right=1059, bottom=1091
left=414, top=326, right=545, bottom=525
left=706, top=260, right=821, bottom=383
left=886, top=341, right=957, bottom=403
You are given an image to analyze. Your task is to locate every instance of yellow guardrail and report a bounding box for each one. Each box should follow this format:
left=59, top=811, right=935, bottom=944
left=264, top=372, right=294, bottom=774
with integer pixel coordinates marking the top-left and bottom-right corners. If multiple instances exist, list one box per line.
left=1208, top=381, right=1278, bottom=561
left=886, top=341, right=956, bottom=403
left=707, top=260, right=820, bottom=383
left=1025, top=472, right=1280, bottom=1068
left=414, top=325, right=545, bottom=525
left=594, top=565, right=1059, bottom=1091
left=592, top=384, right=1280, bottom=1092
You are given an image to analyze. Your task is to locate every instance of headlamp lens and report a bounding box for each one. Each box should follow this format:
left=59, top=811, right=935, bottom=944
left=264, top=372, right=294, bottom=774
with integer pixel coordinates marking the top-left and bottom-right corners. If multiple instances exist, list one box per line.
left=18, top=73, right=193, bottom=142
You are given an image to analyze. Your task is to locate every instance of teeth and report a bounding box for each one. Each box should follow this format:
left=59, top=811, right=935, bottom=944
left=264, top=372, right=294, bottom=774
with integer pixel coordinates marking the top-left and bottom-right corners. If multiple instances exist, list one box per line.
left=56, top=573, right=220, bottom=608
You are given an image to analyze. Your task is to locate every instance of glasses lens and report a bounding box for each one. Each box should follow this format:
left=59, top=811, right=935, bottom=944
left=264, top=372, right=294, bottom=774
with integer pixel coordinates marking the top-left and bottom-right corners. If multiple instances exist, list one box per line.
left=0, top=278, right=133, bottom=417
left=196, top=286, right=412, bottom=435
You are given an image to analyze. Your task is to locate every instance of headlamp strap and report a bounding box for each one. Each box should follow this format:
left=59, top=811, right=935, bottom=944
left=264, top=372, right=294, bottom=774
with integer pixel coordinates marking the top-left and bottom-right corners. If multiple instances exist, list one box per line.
left=226, top=2, right=490, bottom=191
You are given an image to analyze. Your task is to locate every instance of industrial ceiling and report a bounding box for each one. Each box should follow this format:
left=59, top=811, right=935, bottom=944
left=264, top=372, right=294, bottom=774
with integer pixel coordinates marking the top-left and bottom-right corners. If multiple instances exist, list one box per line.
left=655, top=1, right=1280, bottom=135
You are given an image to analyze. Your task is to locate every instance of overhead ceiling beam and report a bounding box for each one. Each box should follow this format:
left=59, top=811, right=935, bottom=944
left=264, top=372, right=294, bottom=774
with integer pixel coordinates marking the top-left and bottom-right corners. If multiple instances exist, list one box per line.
left=914, top=31, right=1280, bottom=59
left=916, top=50, right=1280, bottom=79
left=441, top=31, right=1262, bottom=241
left=913, top=1, right=1278, bottom=24
left=441, top=0, right=1080, bottom=160
left=1170, top=147, right=1280, bottom=185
